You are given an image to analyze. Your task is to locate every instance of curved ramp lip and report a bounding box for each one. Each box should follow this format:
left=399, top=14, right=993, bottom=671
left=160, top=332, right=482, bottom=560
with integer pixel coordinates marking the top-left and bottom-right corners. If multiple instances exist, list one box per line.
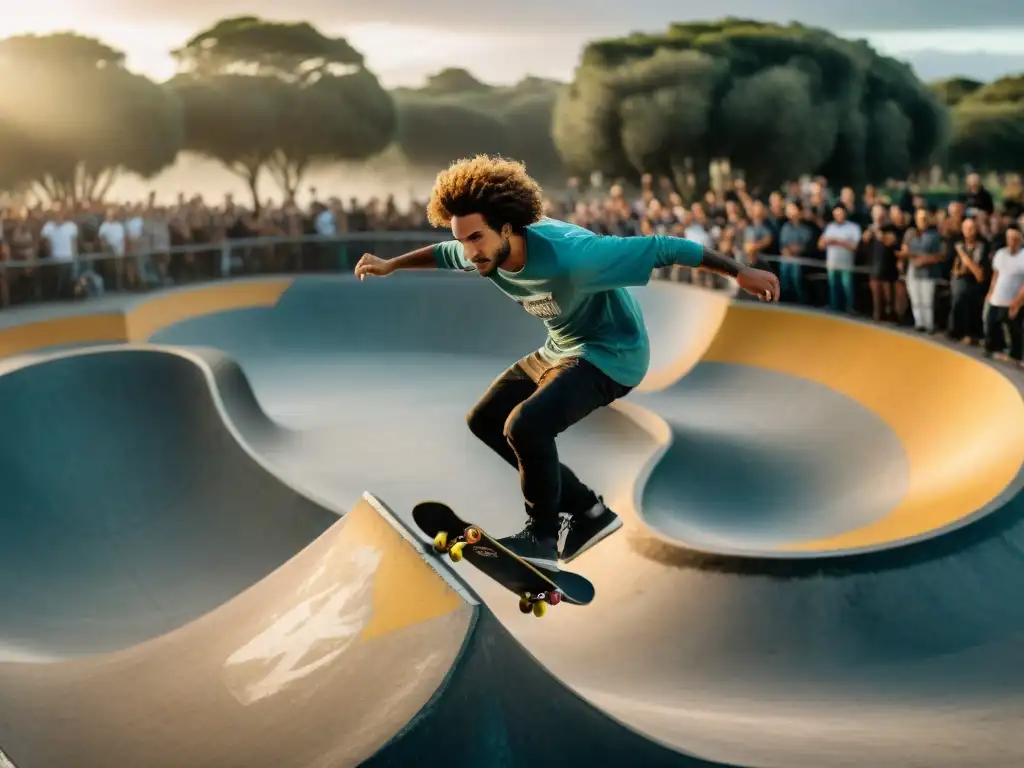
left=0, top=490, right=486, bottom=768
left=8, top=280, right=1022, bottom=565
left=724, top=303, right=1024, bottom=558
left=633, top=281, right=732, bottom=394
left=0, top=341, right=336, bottom=514
left=0, top=277, right=295, bottom=359
left=359, top=491, right=481, bottom=608
left=613, top=384, right=1024, bottom=564
left=0, top=343, right=368, bottom=660
left=0, top=342, right=486, bottom=650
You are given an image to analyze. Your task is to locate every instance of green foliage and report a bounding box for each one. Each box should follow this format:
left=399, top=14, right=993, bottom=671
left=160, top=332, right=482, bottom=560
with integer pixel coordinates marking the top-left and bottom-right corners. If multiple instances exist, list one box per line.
left=166, top=73, right=279, bottom=199
left=0, top=33, right=181, bottom=201
left=390, top=70, right=565, bottom=181
left=944, top=73, right=1024, bottom=172
left=0, top=33, right=125, bottom=68
left=948, top=100, right=1024, bottom=173
left=930, top=77, right=984, bottom=107
left=421, top=68, right=490, bottom=94
left=172, top=15, right=364, bottom=81
left=0, top=17, right=1014, bottom=201
left=557, top=19, right=950, bottom=190
left=967, top=74, right=1024, bottom=104
left=268, top=70, right=397, bottom=200
left=170, top=15, right=395, bottom=205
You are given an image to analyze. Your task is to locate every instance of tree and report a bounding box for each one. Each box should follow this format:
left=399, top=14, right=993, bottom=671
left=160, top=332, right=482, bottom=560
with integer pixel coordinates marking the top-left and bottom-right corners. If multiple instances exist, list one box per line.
left=0, top=33, right=181, bottom=202
left=553, top=19, right=950, bottom=192
left=166, top=74, right=280, bottom=207
left=930, top=77, right=984, bottom=107
left=168, top=15, right=395, bottom=207
left=946, top=74, right=1024, bottom=173
left=267, top=69, right=397, bottom=203
left=391, top=70, right=565, bottom=182
left=172, top=15, right=365, bottom=81
left=968, top=74, right=1024, bottom=104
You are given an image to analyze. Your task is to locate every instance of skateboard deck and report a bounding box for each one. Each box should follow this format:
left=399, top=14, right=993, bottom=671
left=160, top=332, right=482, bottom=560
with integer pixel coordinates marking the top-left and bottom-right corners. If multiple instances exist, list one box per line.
left=412, top=501, right=595, bottom=617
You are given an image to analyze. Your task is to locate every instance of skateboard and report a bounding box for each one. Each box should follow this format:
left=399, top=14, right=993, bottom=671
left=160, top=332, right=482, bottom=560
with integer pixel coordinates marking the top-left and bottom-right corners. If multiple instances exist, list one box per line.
left=412, top=501, right=595, bottom=618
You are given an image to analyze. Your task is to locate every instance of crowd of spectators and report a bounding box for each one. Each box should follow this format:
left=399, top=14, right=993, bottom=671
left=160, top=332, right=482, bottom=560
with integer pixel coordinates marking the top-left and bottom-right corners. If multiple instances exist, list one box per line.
left=0, top=188, right=434, bottom=305
left=1, top=171, right=1022, bottom=366
left=553, top=171, right=1024, bottom=367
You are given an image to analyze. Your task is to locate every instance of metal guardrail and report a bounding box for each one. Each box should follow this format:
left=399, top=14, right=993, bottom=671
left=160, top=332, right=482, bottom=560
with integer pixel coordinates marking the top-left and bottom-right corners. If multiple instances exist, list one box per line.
left=0, top=229, right=949, bottom=310
left=0, top=231, right=449, bottom=270
left=0, top=231, right=450, bottom=308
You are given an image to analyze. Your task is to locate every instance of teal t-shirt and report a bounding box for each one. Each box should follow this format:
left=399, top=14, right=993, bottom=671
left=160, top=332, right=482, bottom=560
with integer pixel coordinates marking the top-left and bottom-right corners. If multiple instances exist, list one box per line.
left=433, top=217, right=703, bottom=387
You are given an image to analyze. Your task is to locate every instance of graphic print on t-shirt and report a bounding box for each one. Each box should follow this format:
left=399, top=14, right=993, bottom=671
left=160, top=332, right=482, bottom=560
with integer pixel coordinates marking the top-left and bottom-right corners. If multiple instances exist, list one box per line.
left=519, top=293, right=562, bottom=319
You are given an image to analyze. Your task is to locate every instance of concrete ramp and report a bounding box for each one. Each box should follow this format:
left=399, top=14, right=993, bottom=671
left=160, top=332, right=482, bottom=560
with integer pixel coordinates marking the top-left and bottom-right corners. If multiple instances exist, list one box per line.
left=0, top=274, right=1022, bottom=767
left=0, top=494, right=474, bottom=768
left=148, top=275, right=1024, bottom=559
left=0, top=346, right=336, bottom=659
left=0, top=490, right=724, bottom=768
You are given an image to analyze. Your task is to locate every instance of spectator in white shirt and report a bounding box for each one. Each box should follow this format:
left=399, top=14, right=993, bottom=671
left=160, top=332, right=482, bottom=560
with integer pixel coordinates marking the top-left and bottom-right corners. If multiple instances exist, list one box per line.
left=97, top=207, right=126, bottom=258
left=40, top=209, right=78, bottom=262
left=40, top=207, right=79, bottom=297
left=817, top=203, right=861, bottom=313
left=985, top=226, right=1024, bottom=365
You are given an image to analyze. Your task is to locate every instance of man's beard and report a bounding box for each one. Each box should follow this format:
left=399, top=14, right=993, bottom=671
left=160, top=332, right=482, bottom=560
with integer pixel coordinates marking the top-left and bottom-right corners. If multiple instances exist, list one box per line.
left=478, top=237, right=511, bottom=275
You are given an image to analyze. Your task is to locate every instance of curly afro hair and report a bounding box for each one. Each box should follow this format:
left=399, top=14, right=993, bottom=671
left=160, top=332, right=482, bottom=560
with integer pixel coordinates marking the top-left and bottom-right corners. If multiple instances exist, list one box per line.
left=426, top=154, right=544, bottom=234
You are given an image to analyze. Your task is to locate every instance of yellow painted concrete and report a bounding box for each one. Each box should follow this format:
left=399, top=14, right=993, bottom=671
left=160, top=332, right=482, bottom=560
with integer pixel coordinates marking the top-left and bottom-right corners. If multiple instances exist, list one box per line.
left=704, top=306, right=1024, bottom=551
left=341, top=498, right=465, bottom=641
left=0, top=314, right=127, bottom=358
left=0, top=280, right=294, bottom=358
left=125, top=280, right=293, bottom=341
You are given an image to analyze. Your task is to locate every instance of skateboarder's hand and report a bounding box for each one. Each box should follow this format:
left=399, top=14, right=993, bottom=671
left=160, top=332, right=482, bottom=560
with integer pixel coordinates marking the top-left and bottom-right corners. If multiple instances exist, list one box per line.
left=736, top=266, right=780, bottom=302
left=355, top=253, right=393, bottom=280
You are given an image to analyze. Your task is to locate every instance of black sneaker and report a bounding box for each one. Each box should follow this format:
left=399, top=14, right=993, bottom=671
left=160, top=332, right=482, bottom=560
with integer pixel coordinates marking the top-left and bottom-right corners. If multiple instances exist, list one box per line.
left=496, top=517, right=560, bottom=571
left=561, top=499, right=622, bottom=563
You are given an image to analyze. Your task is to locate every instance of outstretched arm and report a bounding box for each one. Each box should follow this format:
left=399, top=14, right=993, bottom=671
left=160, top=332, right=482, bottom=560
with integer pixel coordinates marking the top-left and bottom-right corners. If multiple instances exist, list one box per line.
left=354, top=243, right=441, bottom=279
left=695, top=247, right=746, bottom=278
left=567, top=232, right=777, bottom=300
left=567, top=232, right=710, bottom=291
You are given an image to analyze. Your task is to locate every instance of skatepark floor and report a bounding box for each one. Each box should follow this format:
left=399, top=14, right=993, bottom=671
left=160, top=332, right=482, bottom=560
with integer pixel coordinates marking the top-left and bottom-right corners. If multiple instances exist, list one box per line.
left=0, top=274, right=1021, bottom=768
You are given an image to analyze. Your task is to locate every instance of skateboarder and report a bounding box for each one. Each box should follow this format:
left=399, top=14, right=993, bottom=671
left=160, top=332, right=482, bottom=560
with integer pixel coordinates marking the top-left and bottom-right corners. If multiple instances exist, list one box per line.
left=355, top=155, right=780, bottom=570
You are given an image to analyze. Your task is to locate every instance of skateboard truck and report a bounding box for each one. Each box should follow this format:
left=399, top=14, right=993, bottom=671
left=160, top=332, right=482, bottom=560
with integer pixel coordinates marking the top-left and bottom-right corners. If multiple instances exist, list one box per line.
left=431, top=524, right=563, bottom=618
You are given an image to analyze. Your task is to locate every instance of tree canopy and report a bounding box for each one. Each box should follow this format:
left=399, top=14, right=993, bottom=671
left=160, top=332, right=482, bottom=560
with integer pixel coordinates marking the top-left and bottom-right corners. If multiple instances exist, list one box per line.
left=171, top=15, right=365, bottom=81
left=930, top=77, right=984, bottom=107
left=168, top=15, right=395, bottom=206
left=554, top=19, right=950, bottom=192
left=945, top=74, right=1024, bottom=173
left=0, top=33, right=181, bottom=202
left=3, top=16, right=1022, bottom=204
left=391, top=69, right=566, bottom=182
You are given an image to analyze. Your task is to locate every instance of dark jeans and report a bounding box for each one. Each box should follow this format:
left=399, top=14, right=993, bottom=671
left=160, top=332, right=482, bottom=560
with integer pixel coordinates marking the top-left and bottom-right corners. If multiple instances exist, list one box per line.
left=985, top=304, right=1023, bottom=361
left=948, top=278, right=985, bottom=340
left=780, top=260, right=803, bottom=303
left=828, top=269, right=855, bottom=312
left=466, top=355, right=632, bottom=536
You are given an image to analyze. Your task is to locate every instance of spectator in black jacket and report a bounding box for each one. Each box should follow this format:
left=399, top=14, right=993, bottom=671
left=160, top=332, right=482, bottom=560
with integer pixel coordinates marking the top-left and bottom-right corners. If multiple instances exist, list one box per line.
left=964, top=172, right=996, bottom=216
left=948, top=216, right=992, bottom=344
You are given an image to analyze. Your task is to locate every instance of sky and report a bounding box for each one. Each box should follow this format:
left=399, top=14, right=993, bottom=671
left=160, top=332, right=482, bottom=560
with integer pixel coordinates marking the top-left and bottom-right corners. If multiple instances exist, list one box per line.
left=2, top=0, right=1023, bottom=86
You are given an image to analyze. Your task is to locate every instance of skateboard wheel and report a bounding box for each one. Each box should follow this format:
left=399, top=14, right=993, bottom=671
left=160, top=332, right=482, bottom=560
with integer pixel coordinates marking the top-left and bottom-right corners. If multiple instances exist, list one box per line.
left=518, top=597, right=532, bottom=614
left=532, top=601, right=547, bottom=618
left=432, top=532, right=449, bottom=553
left=449, top=542, right=466, bottom=562
left=547, top=591, right=562, bottom=606
left=464, top=526, right=482, bottom=544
